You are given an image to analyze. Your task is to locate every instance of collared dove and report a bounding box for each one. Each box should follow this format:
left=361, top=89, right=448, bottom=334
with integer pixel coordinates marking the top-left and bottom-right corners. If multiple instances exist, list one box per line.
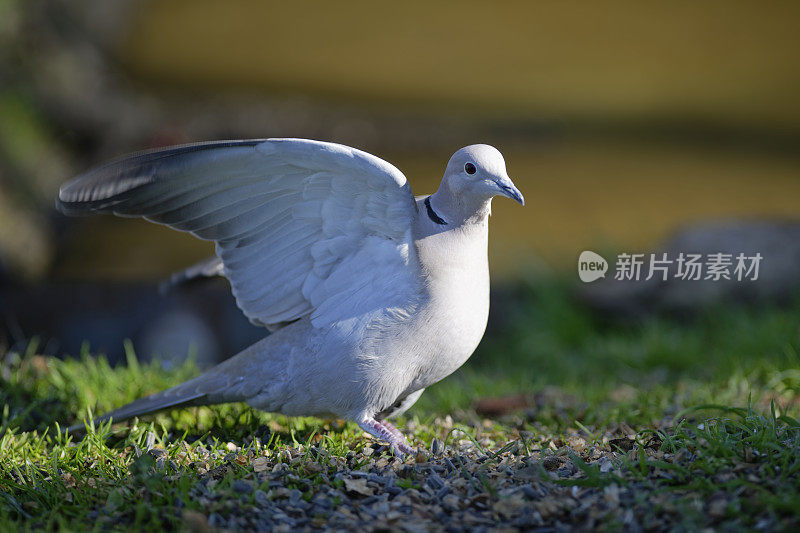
left=58, top=139, right=523, bottom=455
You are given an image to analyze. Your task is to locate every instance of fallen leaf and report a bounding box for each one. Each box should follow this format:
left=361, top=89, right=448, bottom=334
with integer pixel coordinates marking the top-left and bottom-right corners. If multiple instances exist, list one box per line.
left=343, top=477, right=373, bottom=496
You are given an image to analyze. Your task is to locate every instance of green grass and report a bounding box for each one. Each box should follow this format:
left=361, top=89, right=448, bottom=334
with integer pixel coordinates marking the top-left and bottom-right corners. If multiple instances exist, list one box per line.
left=1, top=279, right=799, bottom=530
left=423, top=281, right=800, bottom=427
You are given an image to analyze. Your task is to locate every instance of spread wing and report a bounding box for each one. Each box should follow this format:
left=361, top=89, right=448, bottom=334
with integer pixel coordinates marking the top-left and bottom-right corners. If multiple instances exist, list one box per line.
left=58, top=139, right=420, bottom=329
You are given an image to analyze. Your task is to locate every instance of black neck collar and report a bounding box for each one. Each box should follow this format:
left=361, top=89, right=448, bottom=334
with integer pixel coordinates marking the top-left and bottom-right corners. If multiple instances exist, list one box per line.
left=425, top=196, right=447, bottom=225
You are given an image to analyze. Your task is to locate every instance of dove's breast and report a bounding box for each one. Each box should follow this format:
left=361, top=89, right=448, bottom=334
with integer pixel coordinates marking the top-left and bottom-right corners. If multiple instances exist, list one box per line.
left=404, top=219, right=491, bottom=389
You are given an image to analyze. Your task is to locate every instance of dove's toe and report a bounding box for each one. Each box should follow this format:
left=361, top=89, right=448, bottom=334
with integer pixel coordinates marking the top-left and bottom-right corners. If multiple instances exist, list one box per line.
left=358, top=418, right=415, bottom=457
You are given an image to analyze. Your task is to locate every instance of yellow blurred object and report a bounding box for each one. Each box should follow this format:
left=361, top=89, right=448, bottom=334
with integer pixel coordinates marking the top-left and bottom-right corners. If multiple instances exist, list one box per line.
left=123, top=1, right=800, bottom=128
left=46, top=1, right=800, bottom=281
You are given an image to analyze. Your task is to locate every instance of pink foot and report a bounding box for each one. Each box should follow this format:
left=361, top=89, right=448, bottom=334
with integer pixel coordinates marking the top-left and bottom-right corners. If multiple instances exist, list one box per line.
left=379, top=420, right=415, bottom=451
left=358, top=418, right=416, bottom=457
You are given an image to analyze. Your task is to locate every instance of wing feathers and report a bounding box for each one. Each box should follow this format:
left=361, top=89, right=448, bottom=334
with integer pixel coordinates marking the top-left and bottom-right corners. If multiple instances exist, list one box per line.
left=58, top=139, right=419, bottom=329
left=58, top=140, right=265, bottom=210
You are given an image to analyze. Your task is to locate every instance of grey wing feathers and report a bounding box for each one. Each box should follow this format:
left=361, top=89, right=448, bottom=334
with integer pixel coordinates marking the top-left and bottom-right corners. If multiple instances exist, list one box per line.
left=159, top=256, right=224, bottom=294
left=56, top=138, right=418, bottom=330
left=57, top=140, right=264, bottom=214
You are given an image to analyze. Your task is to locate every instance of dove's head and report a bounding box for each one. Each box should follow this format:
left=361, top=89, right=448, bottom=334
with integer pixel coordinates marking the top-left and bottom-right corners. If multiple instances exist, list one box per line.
left=441, top=145, right=524, bottom=208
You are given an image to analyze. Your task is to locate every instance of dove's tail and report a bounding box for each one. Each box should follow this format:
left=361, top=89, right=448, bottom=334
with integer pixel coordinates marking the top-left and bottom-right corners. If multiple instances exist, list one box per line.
left=66, top=337, right=270, bottom=434
left=66, top=382, right=206, bottom=434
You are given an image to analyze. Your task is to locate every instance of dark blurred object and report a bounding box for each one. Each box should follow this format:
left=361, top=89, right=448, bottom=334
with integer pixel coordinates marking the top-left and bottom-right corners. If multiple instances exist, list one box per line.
left=474, top=394, right=532, bottom=417
left=0, top=0, right=139, bottom=280
left=474, top=387, right=582, bottom=419
left=579, top=219, right=800, bottom=317
left=0, top=279, right=263, bottom=367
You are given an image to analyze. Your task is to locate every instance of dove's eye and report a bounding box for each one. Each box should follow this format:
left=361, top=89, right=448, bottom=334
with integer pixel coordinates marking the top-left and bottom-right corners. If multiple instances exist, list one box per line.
left=464, top=163, right=476, bottom=175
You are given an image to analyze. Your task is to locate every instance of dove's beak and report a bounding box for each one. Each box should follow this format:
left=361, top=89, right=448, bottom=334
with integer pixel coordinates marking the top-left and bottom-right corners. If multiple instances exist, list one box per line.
left=495, top=177, right=525, bottom=206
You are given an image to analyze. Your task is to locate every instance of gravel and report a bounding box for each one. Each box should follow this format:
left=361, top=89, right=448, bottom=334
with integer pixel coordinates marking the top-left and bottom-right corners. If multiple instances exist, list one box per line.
left=160, top=430, right=701, bottom=531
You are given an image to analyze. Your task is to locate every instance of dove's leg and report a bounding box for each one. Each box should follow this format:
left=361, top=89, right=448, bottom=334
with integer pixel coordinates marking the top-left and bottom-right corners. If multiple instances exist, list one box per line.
left=358, top=418, right=415, bottom=457
left=378, top=420, right=414, bottom=450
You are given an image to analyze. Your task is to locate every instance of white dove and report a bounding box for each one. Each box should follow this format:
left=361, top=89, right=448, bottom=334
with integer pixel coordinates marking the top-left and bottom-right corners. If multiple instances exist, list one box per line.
left=59, top=139, right=524, bottom=455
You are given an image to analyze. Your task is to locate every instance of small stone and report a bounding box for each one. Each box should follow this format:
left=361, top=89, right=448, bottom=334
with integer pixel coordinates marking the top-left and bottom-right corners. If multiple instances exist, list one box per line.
left=426, top=474, right=445, bottom=490
left=514, top=466, right=539, bottom=481
left=311, top=494, right=333, bottom=509
left=254, top=490, right=270, bottom=506
left=208, top=513, right=227, bottom=528
left=598, top=457, right=614, bottom=473
left=566, top=435, right=587, bottom=453
left=431, top=438, right=443, bottom=456
left=442, top=494, right=461, bottom=511
left=708, top=496, right=728, bottom=518
left=252, top=456, right=269, bottom=472
left=385, top=485, right=402, bottom=496
left=232, top=480, right=253, bottom=494
left=147, top=448, right=168, bottom=459
left=273, top=487, right=291, bottom=499
left=494, top=496, right=527, bottom=518
left=367, top=473, right=387, bottom=485
left=288, top=489, right=303, bottom=505
left=556, top=463, right=575, bottom=477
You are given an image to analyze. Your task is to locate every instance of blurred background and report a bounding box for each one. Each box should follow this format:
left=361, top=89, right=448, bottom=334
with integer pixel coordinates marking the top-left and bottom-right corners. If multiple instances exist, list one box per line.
left=1, top=0, right=799, bottom=368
